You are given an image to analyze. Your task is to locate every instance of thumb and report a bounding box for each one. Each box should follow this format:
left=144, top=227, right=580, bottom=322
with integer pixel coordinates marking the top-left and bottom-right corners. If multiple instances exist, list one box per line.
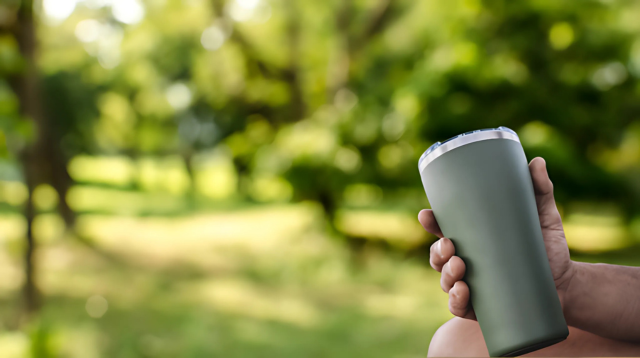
left=529, top=157, right=563, bottom=231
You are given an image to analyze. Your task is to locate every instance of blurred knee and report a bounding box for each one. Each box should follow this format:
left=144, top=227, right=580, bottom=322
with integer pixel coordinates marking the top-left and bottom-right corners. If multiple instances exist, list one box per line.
left=428, top=317, right=488, bottom=357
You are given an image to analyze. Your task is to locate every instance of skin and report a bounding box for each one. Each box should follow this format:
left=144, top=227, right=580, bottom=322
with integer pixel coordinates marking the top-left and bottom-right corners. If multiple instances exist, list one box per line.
left=421, top=157, right=640, bottom=357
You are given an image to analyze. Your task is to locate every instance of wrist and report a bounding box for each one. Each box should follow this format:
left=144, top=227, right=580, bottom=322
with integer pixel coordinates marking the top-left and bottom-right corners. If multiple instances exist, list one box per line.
left=557, top=260, right=584, bottom=323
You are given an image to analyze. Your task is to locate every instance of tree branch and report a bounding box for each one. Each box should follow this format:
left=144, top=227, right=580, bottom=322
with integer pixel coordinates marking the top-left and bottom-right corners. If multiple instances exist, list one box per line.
left=351, top=0, right=396, bottom=55
left=326, top=0, right=353, bottom=97
left=284, top=0, right=305, bottom=120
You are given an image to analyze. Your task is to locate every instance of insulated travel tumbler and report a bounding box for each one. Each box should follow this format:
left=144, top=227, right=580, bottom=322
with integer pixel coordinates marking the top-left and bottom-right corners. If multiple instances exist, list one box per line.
left=419, top=127, right=569, bottom=357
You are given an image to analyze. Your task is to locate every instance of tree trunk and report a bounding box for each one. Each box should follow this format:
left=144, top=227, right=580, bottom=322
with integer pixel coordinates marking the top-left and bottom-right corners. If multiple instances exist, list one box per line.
left=22, top=151, right=40, bottom=317
left=182, top=149, right=197, bottom=209
left=50, top=148, right=75, bottom=229
left=10, top=0, right=43, bottom=319
left=285, top=0, right=305, bottom=121
left=327, top=0, right=352, bottom=98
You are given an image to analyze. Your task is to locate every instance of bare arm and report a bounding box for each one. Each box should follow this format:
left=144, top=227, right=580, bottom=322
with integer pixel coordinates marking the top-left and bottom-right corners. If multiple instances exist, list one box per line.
left=563, top=261, right=640, bottom=342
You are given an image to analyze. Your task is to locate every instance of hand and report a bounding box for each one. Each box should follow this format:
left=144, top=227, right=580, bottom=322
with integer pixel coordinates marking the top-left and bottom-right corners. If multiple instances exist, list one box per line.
left=419, top=157, right=575, bottom=320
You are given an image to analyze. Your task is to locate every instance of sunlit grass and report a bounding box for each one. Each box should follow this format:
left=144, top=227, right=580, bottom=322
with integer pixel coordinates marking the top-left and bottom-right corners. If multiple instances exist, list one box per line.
left=564, top=206, right=632, bottom=253
left=0, top=332, right=28, bottom=358
left=190, top=278, right=322, bottom=327
left=66, top=186, right=188, bottom=215
left=13, top=203, right=449, bottom=357
left=335, top=209, right=428, bottom=249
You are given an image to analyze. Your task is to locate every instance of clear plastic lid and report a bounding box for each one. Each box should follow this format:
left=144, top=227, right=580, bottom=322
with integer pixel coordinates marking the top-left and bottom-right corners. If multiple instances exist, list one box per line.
left=418, top=126, right=518, bottom=169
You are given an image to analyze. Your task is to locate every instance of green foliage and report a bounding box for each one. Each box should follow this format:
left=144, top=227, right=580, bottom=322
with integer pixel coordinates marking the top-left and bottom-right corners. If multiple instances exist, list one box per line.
left=0, top=0, right=635, bottom=247
left=0, top=0, right=638, bottom=355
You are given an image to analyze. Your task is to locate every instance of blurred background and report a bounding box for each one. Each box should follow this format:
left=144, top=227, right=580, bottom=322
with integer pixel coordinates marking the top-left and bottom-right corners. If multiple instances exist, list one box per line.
left=0, top=0, right=640, bottom=356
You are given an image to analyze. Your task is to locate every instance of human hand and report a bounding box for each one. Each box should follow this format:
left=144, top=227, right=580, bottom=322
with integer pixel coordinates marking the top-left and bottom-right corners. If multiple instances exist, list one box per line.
left=419, top=157, right=575, bottom=320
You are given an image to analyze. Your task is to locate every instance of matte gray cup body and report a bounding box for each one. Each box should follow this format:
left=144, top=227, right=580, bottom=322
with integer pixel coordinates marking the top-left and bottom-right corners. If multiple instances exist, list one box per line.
left=419, top=128, right=569, bottom=357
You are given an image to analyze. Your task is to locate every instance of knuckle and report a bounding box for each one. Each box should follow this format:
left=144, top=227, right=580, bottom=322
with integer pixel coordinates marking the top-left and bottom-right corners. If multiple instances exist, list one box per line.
left=449, top=292, right=465, bottom=311
left=448, top=299, right=462, bottom=316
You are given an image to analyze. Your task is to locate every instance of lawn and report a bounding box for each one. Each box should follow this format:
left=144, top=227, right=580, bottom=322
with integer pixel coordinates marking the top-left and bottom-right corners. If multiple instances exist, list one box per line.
left=0, top=202, right=451, bottom=357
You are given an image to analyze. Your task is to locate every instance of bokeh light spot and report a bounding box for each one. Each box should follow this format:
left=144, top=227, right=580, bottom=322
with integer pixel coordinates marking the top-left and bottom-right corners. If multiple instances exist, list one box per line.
left=377, top=144, right=404, bottom=169
left=0, top=181, right=28, bottom=206
left=201, top=26, right=225, bottom=51
left=33, top=214, right=65, bottom=244
left=75, top=19, right=102, bottom=43
left=454, top=41, right=477, bottom=66
left=592, top=62, right=628, bottom=91
left=249, top=175, right=293, bottom=203
left=43, top=0, right=77, bottom=23
left=381, top=112, right=406, bottom=141
left=392, top=91, right=421, bottom=119
left=165, top=83, right=192, bottom=111
left=111, top=0, right=145, bottom=25
left=519, top=121, right=554, bottom=147
left=334, top=88, right=358, bottom=112
left=227, top=0, right=262, bottom=22
left=33, top=184, right=59, bottom=211
left=549, top=22, right=574, bottom=50
left=237, top=0, right=260, bottom=9
left=85, top=295, right=109, bottom=318
left=334, top=146, right=362, bottom=173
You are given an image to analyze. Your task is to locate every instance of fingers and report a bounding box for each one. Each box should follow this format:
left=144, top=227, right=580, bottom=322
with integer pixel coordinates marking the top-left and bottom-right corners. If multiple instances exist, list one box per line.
left=529, top=157, right=554, bottom=197
left=440, top=256, right=466, bottom=293
left=529, top=157, right=563, bottom=231
left=422, top=212, right=474, bottom=320
left=419, top=209, right=444, bottom=238
left=449, top=281, right=476, bottom=319
left=429, top=237, right=455, bottom=272
left=421, top=209, right=451, bottom=272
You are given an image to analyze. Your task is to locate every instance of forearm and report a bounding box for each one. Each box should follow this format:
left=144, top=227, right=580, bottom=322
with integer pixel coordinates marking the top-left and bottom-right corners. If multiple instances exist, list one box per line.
left=563, top=261, right=640, bottom=342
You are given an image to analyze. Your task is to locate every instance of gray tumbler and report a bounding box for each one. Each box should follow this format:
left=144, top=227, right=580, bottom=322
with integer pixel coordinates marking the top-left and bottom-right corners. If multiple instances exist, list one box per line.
left=419, top=127, right=568, bottom=357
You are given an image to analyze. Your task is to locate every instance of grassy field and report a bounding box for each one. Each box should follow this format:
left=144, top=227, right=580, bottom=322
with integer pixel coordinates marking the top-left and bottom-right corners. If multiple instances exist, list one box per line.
left=0, top=202, right=452, bottom=357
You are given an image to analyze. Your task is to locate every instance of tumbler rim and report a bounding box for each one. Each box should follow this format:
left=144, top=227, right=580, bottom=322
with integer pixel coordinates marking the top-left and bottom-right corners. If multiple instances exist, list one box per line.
left=418, top=127, right=520, bottom=172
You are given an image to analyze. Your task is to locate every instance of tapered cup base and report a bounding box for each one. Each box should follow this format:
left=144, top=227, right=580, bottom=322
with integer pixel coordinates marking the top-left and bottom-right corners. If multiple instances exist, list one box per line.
left=499, top=336, right=567, bottom=357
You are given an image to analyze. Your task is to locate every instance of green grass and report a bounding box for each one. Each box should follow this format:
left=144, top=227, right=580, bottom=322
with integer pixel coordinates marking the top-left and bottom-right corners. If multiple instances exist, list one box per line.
left=0, top=202, right=451, bottom=357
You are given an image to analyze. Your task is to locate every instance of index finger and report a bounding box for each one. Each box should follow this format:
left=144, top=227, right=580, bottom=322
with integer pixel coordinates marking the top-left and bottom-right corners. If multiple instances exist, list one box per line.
left=418, top=209, right=444, bottom=238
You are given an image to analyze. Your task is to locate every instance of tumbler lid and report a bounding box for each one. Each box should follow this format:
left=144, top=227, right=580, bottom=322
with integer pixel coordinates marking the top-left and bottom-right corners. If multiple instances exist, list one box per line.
left=418, top=126, right=520, bottom=172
